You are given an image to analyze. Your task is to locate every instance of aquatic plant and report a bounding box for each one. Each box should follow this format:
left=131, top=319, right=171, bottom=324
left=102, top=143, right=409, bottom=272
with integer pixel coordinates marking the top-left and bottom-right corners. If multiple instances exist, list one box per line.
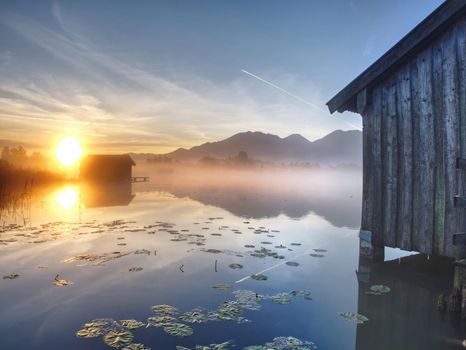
left=151, top=304, right=179, bottom=315
left=52, top=274, right=73, bottom=286
left=338, top=312, right=369, bottom=324
left=103, top=330, right=134, bottom=348
left=129, top=267, right=143, bottom=272
left=146, top=315, right=178, bottom=328
left=121, top=343, right=151, bottom=350
left=212, top=283, right=232, bottom=291
left=270, top=293, right=292, bottom=304
left=366, top=284, right=391, bottom=295
left=309, top=254, right=324, bottom=258
left=162, top=322, right=193, bottom=337
left=2, top=274, right=19, bottom=279
left=285, top=261, right=299, bottom=267
left=244, top=336, right=316, bottom=350
left=250, top=274, right=268, bottom=281
left=119, top=319, right=145, bottom=329
left=180, top=309, right=209, bottom=323
left=228, top=263, right=243, bottom=269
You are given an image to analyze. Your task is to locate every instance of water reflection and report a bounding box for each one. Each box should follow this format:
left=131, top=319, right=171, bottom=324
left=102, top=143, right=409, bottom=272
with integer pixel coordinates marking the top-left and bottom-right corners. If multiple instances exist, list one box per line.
left=356, top=254, right=465, bottom=350
left=81, top=182, right=134, bottom=208
left=55, top=187, right=78, bottom=209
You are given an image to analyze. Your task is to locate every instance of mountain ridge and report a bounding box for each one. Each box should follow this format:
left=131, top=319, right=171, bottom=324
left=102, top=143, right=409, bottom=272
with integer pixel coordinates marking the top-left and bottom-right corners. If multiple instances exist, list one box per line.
left=158, top=130, right=362, bottom=165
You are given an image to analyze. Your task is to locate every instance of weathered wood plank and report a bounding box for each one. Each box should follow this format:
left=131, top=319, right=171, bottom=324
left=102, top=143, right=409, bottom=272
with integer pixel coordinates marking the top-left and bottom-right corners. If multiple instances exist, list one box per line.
left=411, top=58, right=422, bottom=253
left=361, top=103, right=374, bottom=232
left=454, top=196, right=466, bottom=208
left=432, top=40, right=446, bottom=256
left=457, top=158, right=466, bottom=169
left=396, top=65, right=413, bottom=251
left=382, top=79, right=398, bottom=247
left=453, top=233, right=466, bottom=246
left=442, top=29, right=460, bottom=257
left=417, top=48, right=436, bottom=254
left=371, top=86, right=384, bottom=247
left=456, top=19, right=466, bottom=255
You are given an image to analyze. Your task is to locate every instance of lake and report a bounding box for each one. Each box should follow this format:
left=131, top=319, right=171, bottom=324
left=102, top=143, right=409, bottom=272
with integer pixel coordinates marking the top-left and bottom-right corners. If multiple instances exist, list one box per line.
left=0, top=168, right=464, bottom=350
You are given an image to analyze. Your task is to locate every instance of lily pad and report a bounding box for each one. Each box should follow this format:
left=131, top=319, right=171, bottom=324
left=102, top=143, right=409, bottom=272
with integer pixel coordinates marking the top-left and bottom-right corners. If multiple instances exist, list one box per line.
left=151, top=304, right=179, bottom=315
left=76, top=326, right=103, bottom=338
left=122, top=344, right=151, bottom=350
left=313, top=248, right=327, bottom=252
left=2, top=274, right=19, bottom=280
left=228, top=263, right=243, bottom=270
left=367, top=284, right=391, bottom=295
left=285, top=261, right=299, bottom=267
left=180, top=309, right=209, bottom=323
left=146, top=315, right=178, bottom=328
left=338, top=312, right=369, bottom=324
left=290, top=243, right=301, bottom=246
left=53, top=274, right=73, bottom=286
left=103, top=330, right=134, bottom=348
left=120, top=319, right=145, bottom=329
left=270, top=293, right=292, bottom=304
left=250, top=274, right=268, bottom=281
left=212, top=283, right=232, bottom=291
left=309, top=254, right=324, bottom=258
left=163, top=322, right=193, bottom=337
left=129, top=267, right=143, bottom=272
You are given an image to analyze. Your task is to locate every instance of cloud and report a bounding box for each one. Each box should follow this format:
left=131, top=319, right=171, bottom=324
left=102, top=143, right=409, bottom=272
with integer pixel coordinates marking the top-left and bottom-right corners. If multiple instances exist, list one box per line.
left=0, top=8, right=361, bottom=154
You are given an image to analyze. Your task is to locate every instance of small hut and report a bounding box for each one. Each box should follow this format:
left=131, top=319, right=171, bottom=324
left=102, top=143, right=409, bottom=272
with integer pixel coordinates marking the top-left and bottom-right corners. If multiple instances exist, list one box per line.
left=80, top=154, right=135, bottom=183
left=327, top=0, right=466, bottom=258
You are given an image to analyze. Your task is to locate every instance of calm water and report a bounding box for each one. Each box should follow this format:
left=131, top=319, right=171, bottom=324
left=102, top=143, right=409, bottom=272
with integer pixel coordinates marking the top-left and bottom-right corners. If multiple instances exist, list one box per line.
left=0, top=169, right=464, bottom=350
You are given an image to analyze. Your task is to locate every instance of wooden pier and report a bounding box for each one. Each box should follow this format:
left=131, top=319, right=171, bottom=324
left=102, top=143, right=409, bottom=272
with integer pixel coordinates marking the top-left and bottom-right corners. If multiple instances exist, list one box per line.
left=131, top=177, right=150, bottom=183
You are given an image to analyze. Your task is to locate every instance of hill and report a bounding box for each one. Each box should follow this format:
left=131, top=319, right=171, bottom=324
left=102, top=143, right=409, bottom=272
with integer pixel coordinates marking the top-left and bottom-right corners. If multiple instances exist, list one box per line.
left=162, top=130, right=362, bottom=165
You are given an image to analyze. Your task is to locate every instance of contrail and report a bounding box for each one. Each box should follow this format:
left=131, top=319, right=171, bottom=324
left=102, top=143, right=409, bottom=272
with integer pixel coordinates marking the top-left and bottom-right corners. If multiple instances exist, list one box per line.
left=241, top=69, right=362, bottom=131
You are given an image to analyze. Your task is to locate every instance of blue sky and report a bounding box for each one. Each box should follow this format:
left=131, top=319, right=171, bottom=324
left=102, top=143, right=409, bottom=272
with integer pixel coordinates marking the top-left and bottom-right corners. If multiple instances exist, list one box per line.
left=0, top=0, right=443, bottom=154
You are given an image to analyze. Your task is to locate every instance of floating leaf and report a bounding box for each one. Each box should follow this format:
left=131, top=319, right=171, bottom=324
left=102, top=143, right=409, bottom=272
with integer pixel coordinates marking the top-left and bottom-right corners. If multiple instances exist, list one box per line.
left=290, top=290, right=312, bottom=300
left=309, top=254, right=324, bottom=258
left=122, top=343, right=151, bottom=350
left=270, top=293, right=292, bottom=304
left=180, top=309, right=209, bottom=323
left=212, top=283, right=232, bottom=291
left=290, top=243, right=301, bottom=246
left=313, top=249, right=327, bottom=252
left=368, top=284, right=391, bottom=295
left=76, top=326, right=102, bottom=338
left=250, top=274, right=268, bottom=281
left=129, top=267, right=143, bottom=272
left=228, top=263, right=243, bottom=270
left=338, top=312, right=369, bottom=324
left=285, top=261, right=299, bottom=267
left=163, top=322, right=193, bottom=337
left=103, top=331, right=134, bottom=348
left=2, top=274, right=19, bottom=280
left=53, top=274, right=73, bottom=286
left=120, top=319, right=145, bottom=329
left=146, top=315, right=178, bottom=328
left=151, top=304, right=179, bottom=315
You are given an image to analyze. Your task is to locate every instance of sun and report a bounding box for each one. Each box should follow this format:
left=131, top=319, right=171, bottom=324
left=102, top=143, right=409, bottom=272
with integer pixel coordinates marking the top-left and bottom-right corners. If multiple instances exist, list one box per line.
left=55, top=137, right=83, bottom=167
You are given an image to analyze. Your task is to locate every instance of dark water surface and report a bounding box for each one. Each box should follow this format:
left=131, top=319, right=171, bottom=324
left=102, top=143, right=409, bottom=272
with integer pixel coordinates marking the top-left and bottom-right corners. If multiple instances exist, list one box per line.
left=0, top=169, right=464, bottom=350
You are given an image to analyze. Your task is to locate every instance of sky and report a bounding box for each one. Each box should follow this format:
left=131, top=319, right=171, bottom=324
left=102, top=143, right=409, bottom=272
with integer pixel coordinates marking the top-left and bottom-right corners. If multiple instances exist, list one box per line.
left=0, top=0, right=444, bottom=155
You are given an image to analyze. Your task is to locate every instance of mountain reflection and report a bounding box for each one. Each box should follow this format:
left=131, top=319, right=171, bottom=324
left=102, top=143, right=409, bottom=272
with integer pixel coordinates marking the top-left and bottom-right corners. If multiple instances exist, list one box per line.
left=132, top=167, right=362, bottom=228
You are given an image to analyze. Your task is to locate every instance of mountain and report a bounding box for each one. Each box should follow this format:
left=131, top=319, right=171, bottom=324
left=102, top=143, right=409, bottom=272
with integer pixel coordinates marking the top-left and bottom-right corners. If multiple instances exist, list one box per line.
left=162, top=130, right=362, bottom=165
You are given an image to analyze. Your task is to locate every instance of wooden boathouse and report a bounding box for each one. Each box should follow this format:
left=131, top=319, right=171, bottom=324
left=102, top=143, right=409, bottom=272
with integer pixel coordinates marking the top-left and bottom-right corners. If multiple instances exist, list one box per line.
left=327, top=0, right=466, bottom=258
left=80, top=154, right=135, bottom=183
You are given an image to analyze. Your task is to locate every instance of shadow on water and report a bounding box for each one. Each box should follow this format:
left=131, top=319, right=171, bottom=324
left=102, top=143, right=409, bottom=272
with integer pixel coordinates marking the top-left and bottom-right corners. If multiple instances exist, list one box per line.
left=356, top=254, right=465, bottom=350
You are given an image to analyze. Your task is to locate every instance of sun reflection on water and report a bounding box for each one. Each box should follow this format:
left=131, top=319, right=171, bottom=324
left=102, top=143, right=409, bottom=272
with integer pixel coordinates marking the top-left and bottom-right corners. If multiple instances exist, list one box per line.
left=55, top=187, right=78, bottom=209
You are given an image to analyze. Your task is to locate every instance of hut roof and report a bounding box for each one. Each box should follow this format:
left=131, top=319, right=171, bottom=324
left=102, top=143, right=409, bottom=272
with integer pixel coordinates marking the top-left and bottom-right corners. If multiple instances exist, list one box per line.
left=82, top=154, right=135, bottom=166
left=327, top=0, right=466, bottom=114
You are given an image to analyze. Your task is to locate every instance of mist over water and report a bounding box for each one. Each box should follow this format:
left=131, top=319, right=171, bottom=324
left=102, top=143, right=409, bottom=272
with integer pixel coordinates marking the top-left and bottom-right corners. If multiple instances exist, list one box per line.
left=0, top=167, right=464, bottom=350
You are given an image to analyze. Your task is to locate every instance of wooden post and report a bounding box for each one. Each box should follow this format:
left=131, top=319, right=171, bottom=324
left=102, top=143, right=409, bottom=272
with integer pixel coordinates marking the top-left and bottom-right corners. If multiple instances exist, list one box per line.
left=359, top=230, right=384, bottom=261
left=453, top=259, right=466, bottom=318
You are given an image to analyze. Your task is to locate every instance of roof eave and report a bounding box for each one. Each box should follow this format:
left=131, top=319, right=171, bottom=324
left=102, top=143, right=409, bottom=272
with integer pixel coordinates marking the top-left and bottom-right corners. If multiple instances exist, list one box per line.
left=326, top=0, right=466, bottom=114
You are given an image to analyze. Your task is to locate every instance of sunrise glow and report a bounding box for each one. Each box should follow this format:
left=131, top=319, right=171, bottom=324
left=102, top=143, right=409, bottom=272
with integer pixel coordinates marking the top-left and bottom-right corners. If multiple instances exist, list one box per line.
left=55, top=137, right=83, bottom=167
